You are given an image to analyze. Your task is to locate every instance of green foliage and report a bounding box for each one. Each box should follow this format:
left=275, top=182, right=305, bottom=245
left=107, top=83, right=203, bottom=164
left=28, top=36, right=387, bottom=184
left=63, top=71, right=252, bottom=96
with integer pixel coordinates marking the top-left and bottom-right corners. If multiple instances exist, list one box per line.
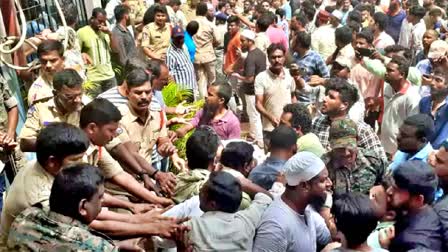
left=161, top=82, right=204, bottom=164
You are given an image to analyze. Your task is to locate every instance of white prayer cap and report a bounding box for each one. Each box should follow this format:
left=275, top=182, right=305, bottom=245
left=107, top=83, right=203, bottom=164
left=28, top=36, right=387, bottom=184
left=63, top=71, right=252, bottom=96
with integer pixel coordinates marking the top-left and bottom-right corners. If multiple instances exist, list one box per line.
left=331, top=10, right=343, bottom=21
left=284, top=151, right=325, bottom=186
left=241, top=29, right=256, bottom=41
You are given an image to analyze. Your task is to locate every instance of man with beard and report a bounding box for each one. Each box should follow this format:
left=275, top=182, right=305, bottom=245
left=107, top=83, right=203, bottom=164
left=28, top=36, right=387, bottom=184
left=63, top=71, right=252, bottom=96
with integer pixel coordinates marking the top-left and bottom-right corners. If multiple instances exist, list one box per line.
left=232, top=29, right=266, bottom=146
left=381, top=56, right=420, bottom=158
left=384, top=160, right=443, bottom=251
left=253, top=151, right=332, bottom=251
left=27, top=40, right=65, bottom=106
left=176, top=82, right=241, bottom=140
left=419, top=66, right=448, bottom=149
left=322, top=118, right=386, bottom=195
left=111, top=4, right=137, bottom=68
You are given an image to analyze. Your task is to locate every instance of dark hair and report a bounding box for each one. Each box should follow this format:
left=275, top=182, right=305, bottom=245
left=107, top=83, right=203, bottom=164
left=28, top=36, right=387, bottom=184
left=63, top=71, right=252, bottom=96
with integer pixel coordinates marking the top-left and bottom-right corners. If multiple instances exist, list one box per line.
left=80, top=98, right=122, bottom=128
left=149, top=61, right=168, bottom=80
left=36, top=122, right=89, bottom=166
left=283, top=103, right=312, bottom=134
left=356, top=29, right=374, bottom=44
left=325, top=78, right=359, bottom=109
left=50, top=164, right=104, bottom=222
left=267, top=43, right=286, bottom=57
left=384, top=45, right=413, bottom=59
left=124, top=57, right=151, bottom=73
left=92, top=7, right=107, bottom=18
left=256, top=13, right=273, bottom=32
left=357, top=4, right=374, bottom=16
left=196, top=2, right=208, bottom=16
left=409, top=5, right=426, bottom=19
left=186, top=21, right=199, bottom=36
left=52, top=69, right=83, bottom=91
left=373, top=12, right=388, bottom=31
left=403, top=114, right=435, bottom=140
left=114, top=4, right=130, bottom=21
left=218, top=2, right=226, bottom=10
left=126, top=68, right=151, bottom=89
left=347, top=20, right=361, bottom=34
left=63, top=4, right=79, bottom=26
left=276, top=8, right=286, bottom=18
left=212, top=81, right=232, bottom=105
left=154, top=5, right=168, bottom=15
left=293, top=12, right=308, bottom=26
left=205, top=171, right=242, bottom=213
left=393, top=160, right=438, bottom=204
left=220, top=142, right=254, bottom=171
left=186, top=126, right=220, bottom=169
left=295, top=31, right=311, bottom=49
left=332, top=193, right=379, bottom=248
left=170, top=0, right=181, bottom=6
left=348, top=10, right=362, bottom=23
left=227, top=15, right=240, bottom=24
left=37, top=39, right=64, bottom=58
left=335, top=26, right=353, bottom=46
left=269, top=125, right=298, bottom=150
left=301, top=0, right=316, bottom=21
left=389, top=55, right=410, bottom=78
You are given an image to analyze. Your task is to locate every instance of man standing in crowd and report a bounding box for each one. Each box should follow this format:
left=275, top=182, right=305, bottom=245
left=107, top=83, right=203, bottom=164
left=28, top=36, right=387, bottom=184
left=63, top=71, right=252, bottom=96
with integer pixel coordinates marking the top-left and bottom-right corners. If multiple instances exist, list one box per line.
left=141, top=5, right=171, bottom=62
left=255, top=43, right=296, bottom=147
left=232, top=29, right=266, bottom=147
left=111, top=5, right=137, bottom=69
left=166, top=25, right=196, bottom=94
left=194, top=2, right=220, bottom=99
left=78, top=8, right=118, bottom=98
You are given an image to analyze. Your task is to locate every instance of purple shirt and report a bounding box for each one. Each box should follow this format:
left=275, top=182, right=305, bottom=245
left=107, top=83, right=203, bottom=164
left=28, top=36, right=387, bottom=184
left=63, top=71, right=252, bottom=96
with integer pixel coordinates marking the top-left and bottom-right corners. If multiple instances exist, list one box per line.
left=190, top=109, right=241, bottom=140
left=266, top=26, right=289, bottom=50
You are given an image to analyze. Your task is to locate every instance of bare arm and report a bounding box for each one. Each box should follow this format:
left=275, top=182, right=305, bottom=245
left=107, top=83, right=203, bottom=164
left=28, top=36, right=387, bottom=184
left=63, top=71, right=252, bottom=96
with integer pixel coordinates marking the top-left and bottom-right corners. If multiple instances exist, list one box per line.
left=111, top=171, right=173, bottom=206
left=143, top=47, right=162, bottom=61
left=255, top=94, right=279, bottom=126
left=175, top=123, right=195, bottom=138
left=7, top=106, right=18, bottom=138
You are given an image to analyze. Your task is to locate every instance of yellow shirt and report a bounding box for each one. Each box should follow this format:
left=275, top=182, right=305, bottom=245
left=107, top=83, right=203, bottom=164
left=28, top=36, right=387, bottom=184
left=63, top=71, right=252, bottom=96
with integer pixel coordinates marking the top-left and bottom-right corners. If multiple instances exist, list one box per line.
left=19, top=98, right=81, bottom=140
left=141, top=22, right=171, bottom=60
left=118, top=104, right=168, bottom=165
left=1, top=161, right=53, bottom=238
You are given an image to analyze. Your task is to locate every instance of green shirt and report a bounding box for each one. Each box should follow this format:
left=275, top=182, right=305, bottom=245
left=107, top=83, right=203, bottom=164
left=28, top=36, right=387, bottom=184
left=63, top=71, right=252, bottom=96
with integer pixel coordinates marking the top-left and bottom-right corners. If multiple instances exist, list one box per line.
left=77, top=26, right=114, bottom=82
left=362, top=57, right=422, bottom=86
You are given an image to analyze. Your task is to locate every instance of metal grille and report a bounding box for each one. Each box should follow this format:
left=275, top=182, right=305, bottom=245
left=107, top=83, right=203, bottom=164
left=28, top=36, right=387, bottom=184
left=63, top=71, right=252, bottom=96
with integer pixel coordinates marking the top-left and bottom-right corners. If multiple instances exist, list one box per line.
left=19, top=0, right=88, bottom=37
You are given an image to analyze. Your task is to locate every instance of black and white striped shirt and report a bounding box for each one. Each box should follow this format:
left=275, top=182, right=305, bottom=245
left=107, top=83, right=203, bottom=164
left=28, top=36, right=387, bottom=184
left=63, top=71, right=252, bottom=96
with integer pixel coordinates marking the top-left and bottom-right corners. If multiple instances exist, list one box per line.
left=166, top=44, right=196, bottom=91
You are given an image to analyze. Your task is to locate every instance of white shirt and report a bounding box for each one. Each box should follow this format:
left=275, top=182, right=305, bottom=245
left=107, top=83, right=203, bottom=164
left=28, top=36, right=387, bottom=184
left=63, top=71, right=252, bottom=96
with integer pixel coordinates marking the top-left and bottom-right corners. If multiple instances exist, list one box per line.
left=398, top=19, right=426, bottom=54
left=311, top=25, right=337, bottom=61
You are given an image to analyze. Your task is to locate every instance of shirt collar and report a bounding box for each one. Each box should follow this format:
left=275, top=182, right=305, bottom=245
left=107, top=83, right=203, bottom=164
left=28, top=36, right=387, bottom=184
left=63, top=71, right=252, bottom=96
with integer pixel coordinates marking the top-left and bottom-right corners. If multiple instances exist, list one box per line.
left=127, top=104, right=153, bottom=123
left=411, top=142, right=434, bottom=160
left=116, top=24, right=129, bottom=33
left=397, top=80, right=411, bottom=95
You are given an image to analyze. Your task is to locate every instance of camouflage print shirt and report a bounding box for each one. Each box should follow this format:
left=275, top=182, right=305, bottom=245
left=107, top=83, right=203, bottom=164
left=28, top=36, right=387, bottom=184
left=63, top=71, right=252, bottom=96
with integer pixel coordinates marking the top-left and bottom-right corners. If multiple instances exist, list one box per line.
left=322, top=148, right=387, bottom=195
left=7, top=207, right=118, bottom=252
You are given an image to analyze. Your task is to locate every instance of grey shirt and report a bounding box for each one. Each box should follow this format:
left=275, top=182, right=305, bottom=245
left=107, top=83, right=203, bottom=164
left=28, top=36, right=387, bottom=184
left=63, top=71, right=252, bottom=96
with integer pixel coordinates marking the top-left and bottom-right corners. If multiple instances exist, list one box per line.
left=111, top=24, right=137, bottom=67
left=253, top=197, right=331, bottom=252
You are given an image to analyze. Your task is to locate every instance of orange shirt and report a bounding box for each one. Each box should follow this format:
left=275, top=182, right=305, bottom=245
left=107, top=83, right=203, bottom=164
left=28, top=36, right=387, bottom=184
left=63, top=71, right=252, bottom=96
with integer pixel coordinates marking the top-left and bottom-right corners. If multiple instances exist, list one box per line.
left=224, top=32, right=241, bottom=73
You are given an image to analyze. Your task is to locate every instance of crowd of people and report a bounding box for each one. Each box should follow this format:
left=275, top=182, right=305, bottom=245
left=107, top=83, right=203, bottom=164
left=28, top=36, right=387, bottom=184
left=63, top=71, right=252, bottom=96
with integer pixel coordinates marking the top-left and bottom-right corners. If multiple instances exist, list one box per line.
left=0, top=0, right=448, bottom=250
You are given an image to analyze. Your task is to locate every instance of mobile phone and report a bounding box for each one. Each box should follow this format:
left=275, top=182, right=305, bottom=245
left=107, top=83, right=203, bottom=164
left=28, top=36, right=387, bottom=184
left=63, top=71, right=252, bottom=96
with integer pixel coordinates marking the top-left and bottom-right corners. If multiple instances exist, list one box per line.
left=357, top=47, right=374, bottom=57
left=290, top=66, right=307, bottom=76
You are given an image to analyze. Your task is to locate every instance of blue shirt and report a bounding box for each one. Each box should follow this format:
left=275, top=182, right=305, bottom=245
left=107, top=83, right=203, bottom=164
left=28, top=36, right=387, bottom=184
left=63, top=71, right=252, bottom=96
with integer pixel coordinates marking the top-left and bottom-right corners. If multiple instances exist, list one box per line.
left=293, top=50, right=330, bottom=82
left=386, top=10, right=406, bottom=42
left=248, top=157, right=286, bottom=190
left=184, top=31, right=196, bottom=63
left=281, top=2, right=292, bottom=20
left=389, top=143, right=434, bottom=172
left=416, top=59, right=433, bottom=75
left=419, top=96, right=448, bottom=149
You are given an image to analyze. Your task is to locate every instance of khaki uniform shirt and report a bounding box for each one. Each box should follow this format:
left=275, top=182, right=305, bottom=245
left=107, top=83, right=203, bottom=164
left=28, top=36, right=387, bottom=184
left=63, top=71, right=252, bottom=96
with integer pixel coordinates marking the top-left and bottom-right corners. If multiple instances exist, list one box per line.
left=118, top=105, right=168, bottom=166
left=27, top=75, right=52, bottom=106
left=193, top=16, right=219, bottom=64
left=0, top=76, right=20, bottom=164
left=1, top=161, right=53, bottom=238
left=83, top=143, right=123, bottom=180
left=19, top=98, right=81, bottom=141
left=141, top=22, right=171, bottom=60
